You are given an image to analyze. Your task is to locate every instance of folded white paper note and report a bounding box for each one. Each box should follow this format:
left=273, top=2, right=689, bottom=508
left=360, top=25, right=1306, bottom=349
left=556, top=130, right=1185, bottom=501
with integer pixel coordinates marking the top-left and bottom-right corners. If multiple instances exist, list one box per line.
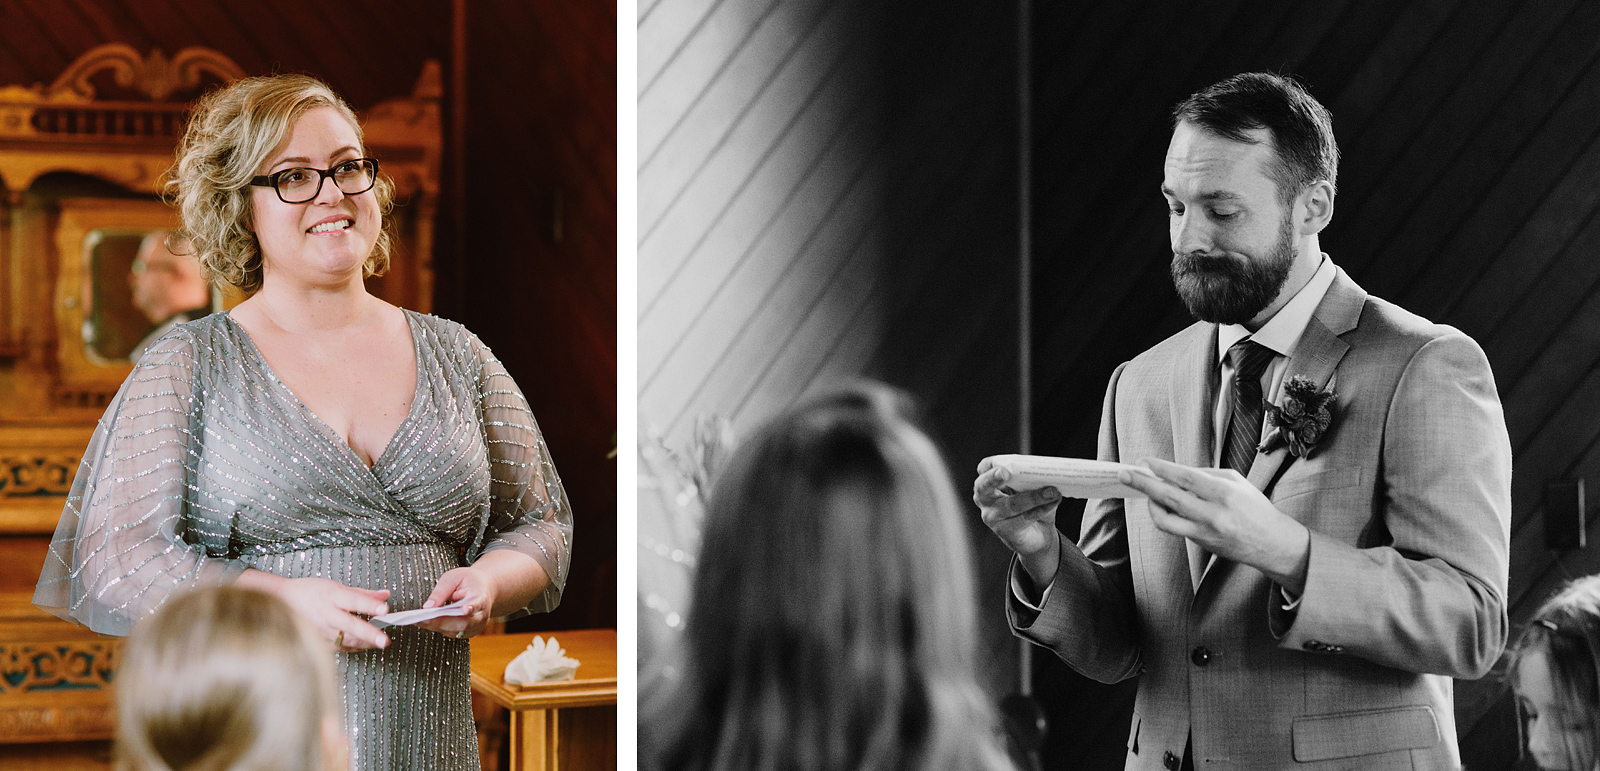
left=986, top=454, right=1157, bottom=500
left=369, top=599, right=471, bottom=629
left=504, top=635, right=580, bottom=685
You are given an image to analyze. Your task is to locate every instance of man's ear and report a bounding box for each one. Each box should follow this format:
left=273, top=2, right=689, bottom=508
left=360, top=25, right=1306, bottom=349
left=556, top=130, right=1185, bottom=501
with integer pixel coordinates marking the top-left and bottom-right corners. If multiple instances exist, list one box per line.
left=1299, top=180, right=1334, bottom=236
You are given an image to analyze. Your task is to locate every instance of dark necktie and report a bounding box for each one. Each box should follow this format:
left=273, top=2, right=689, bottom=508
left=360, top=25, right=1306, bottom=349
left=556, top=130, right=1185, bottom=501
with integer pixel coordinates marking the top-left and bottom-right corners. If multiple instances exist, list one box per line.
left=1190, top=339, right=1277, bottom=591
left=1223, top=339, right=1276, bottom=474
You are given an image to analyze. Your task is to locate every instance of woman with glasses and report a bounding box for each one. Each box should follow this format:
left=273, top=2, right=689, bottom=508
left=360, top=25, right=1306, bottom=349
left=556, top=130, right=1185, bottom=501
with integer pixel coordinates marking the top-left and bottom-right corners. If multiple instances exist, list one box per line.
left=34, top=74, right=571, bottom=771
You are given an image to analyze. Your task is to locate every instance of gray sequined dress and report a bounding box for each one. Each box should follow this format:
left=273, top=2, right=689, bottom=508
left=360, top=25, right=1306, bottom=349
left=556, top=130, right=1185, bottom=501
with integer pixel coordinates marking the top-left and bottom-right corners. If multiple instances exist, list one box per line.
left=34, top=309, right=573, bottom=771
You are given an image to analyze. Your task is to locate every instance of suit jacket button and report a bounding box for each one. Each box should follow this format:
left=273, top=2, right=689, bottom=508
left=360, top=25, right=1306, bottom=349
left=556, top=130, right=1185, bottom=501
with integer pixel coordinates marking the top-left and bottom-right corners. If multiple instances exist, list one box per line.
left=1190, top=646, right=1211, bottom=666
left=1164, top=750, right=1180, bottom=770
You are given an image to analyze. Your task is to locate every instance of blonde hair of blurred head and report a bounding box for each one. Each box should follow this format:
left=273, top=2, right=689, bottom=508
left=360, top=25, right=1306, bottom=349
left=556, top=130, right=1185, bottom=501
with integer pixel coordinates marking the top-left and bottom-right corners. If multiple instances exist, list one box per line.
left=116, top=586, right=346, bottom=771
left=167, top=73, right=394, bottom=295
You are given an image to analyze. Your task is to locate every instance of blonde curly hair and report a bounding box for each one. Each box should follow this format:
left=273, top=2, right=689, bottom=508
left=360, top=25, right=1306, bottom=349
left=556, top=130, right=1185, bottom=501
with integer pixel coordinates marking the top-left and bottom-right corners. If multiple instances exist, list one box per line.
left=167, top=74, right=394, bottom=295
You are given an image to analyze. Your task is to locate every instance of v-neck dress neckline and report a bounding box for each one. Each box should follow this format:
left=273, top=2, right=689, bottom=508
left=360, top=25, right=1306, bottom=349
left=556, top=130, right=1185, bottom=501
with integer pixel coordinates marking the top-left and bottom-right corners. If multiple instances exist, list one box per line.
left=37, top=309, right=573, bottom=771
left=223, top=308, right=426, bottom=477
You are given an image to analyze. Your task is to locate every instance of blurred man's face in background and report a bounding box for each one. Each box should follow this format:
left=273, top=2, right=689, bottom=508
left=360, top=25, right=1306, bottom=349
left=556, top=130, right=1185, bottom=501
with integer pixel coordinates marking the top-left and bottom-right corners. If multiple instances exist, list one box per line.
left=129, top=233, right=208, bottom=324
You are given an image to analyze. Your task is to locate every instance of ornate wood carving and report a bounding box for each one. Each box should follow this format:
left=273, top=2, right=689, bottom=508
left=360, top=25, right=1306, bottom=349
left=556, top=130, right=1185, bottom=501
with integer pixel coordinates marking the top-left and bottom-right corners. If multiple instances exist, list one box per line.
left=0, top=595, right=119, bottom=744
left=48, top=44, right=246, bottom=102
left=0, top=641, right=119, bottom=695
left=0, top=427, right=91, bottom=534
left=0, top=455, right=77, bottom=498
left=0, top=705, right=115, bottom=744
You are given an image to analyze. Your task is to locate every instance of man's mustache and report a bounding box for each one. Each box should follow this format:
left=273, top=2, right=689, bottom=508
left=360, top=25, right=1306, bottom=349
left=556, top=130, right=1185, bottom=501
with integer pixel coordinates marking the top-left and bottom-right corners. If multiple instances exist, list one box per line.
left=1172, top=252, right=1248, bottom=275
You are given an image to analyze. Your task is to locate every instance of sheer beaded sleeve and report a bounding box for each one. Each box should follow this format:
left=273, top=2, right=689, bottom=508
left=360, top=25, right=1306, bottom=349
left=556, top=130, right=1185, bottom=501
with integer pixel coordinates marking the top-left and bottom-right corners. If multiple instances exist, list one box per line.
left=470, top=338, right=573, bottom=616
left=33, top=332, right=243, bottom=636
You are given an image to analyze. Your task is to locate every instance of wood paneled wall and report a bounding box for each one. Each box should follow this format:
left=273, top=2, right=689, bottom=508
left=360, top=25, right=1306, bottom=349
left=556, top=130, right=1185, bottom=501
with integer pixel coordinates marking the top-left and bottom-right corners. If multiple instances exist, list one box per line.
left=636, top=0, right=897, bottom=664
left=435, top=0, right=618, bottom=635
left=637, top=0, right=1025, bottom=696
left=0, top=0, right=617, bottom=632
left=638, top=0, right=889, bottom=441
left=1032, top=2, right=1600, bottom=768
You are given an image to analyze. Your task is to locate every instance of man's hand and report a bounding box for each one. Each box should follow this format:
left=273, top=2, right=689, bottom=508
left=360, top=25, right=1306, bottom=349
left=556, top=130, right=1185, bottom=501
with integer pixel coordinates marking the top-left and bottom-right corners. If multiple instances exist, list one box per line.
left=1120, top=457, right=1311, bottom=593
left=975, top=457, right=1065, bottom=592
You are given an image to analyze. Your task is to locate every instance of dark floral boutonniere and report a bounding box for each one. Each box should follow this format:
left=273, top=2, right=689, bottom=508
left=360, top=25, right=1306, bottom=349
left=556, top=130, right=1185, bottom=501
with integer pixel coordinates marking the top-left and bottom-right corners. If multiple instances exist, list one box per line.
left=1263, top=376, right=1335, bottom=459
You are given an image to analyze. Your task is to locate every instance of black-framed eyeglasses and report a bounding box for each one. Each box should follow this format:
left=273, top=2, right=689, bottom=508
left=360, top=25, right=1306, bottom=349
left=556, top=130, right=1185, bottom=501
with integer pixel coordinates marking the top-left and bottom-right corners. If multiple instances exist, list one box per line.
left=249, top=158, right=380, bottom=203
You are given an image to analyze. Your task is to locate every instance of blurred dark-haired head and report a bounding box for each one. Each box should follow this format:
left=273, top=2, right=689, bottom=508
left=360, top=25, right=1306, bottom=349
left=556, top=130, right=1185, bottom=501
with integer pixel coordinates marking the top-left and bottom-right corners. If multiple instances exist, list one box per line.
left=643, top=382, right=1011, bottom=771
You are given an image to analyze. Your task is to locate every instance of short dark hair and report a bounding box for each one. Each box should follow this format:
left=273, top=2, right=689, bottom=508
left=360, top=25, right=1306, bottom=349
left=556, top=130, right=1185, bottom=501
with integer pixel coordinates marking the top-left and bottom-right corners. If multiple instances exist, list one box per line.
left=1173, top=72, right=1339, bottom=203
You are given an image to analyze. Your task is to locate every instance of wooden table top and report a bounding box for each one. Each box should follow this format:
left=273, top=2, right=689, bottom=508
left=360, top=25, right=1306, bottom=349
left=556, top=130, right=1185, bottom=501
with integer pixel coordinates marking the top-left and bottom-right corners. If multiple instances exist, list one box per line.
left=468, top=629, right=617, bottom=711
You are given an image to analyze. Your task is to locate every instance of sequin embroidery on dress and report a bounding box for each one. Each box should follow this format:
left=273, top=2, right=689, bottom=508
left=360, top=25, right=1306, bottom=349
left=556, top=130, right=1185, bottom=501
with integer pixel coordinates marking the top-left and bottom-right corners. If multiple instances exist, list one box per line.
left=35, top=309, right=572, bottom=771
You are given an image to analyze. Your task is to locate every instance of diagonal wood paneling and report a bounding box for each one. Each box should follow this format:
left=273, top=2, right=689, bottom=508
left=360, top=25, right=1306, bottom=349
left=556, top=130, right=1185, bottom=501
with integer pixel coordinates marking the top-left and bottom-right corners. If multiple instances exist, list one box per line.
left=636, top=0, right=894, bottom=666
left=1032, top=3, right=1600, bottom=768
left=638, top=0, right=885, bottom=438
left=637, top=0, right=1026, bottom=706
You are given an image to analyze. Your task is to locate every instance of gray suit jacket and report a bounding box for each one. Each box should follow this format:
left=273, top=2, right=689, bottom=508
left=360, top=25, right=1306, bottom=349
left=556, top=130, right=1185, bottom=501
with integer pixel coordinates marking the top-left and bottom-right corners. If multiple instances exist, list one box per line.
left=1011, top=268, right=1511, bottom=770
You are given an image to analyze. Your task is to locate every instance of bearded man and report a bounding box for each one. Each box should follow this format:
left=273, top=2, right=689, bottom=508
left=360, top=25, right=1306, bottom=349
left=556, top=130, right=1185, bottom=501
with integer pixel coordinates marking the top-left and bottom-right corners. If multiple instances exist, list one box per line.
left=127, top=231, right=210, bottom=361
left=974, top=73, right=1511, bottom=770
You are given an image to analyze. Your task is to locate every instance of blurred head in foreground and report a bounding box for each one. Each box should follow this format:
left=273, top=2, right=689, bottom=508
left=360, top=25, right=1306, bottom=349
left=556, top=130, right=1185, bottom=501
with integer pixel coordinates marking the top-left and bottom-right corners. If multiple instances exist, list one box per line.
left=644, top=382, right=1013, bottom=771
left=116, top=586, right=346, bottom=771
left=1510, top=575, right=1600, bottom=771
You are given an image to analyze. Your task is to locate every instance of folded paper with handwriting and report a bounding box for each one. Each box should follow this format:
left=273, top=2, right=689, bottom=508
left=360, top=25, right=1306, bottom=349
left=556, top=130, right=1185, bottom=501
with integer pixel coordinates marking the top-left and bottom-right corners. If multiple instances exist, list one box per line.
left=986, top=454, right=1157, bottom=500
left=369, top=599, right=470, bottom=629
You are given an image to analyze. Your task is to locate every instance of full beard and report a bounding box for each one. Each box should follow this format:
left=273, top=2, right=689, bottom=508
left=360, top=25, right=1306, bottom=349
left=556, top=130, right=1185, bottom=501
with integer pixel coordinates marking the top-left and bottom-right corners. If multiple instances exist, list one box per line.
left=1170, top=215, right=1297, bottom=325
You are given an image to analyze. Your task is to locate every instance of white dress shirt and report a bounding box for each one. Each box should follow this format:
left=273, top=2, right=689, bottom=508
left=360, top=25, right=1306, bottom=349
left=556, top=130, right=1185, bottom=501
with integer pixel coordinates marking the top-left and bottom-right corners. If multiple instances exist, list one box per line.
left=1014, top=255, right=1339, bottom=610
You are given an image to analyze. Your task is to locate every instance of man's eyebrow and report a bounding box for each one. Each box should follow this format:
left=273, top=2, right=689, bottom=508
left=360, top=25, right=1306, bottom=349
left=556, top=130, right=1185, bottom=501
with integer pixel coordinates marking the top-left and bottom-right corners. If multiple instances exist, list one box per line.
left=1159, top=186, right=1244, bottom=202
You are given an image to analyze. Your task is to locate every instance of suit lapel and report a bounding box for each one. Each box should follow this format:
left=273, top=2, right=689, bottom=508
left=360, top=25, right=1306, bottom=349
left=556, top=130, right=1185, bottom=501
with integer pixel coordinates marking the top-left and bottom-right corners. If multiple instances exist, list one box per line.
left=1244, top=318, right=1346, bottom=491
left=1170, top=324, right=1219, bottom=468
left=1195, top=268, right=1367, bottom=595
left=1170, top=325, right=1219, bottom=590
left=1246, top=268, right=1365, bottom=495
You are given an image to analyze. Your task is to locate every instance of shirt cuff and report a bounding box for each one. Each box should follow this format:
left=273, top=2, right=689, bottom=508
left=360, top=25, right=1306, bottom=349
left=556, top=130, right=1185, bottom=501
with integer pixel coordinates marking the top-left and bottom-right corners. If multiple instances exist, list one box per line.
left=1010, top=560, right=1055, bottom=611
